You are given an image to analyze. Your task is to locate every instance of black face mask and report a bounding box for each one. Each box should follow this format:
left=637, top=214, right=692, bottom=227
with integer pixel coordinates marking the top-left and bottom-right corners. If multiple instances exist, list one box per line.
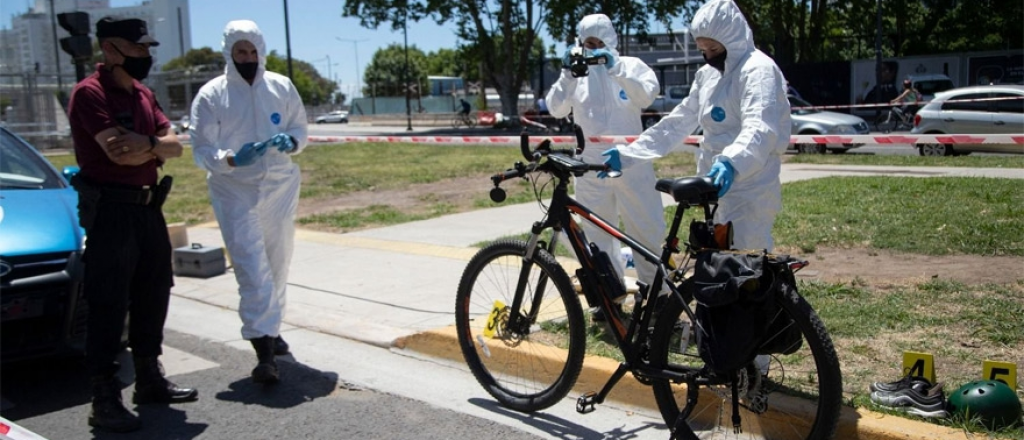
left=703, top=49, right=728, bottom=73
left=234, top=61, right=259, bottom=81
left=111, top=45, right=153, bottom=80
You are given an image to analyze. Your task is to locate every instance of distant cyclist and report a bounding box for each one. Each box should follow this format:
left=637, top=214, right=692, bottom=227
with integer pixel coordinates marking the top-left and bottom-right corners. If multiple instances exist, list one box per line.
left=459, top=98, right=471, bottom=118
left=890, top=79, right=921, bottom=115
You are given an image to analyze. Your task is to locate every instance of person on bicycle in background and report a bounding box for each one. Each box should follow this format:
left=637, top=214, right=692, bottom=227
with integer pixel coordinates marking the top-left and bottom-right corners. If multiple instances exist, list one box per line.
left=459, top=98, right=471, bottom=118
left=545, top=13, right=665, bottom=320
left=890, top=79, right=922, bottom=116
left=615, top=0, right=791, bottom=252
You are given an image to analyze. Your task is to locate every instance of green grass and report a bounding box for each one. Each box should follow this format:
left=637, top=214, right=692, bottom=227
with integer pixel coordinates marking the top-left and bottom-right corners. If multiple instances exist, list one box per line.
left=776, top=176, right=1024, bottom=256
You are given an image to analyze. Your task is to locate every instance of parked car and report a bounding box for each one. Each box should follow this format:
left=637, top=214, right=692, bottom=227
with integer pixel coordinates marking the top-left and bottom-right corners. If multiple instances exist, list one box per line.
left=315, top=110, right=349, bottom=124
left=642, top=85, right=690, bottom=129
left=789, top=95, right=871, bottom=154
left=911, top=85, right=1024, bottom=156
left=0, top=126, right=88, bottom=363
left=684, top=95, right=871, bottom=154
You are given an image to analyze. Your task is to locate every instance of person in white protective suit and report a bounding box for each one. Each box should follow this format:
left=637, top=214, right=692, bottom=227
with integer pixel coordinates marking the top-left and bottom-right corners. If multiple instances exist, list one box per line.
left=189, top=20, right=307, bottom=384
left=545, top=13, right=666, bottom=321
left=616, top=0, right=791, bottom=252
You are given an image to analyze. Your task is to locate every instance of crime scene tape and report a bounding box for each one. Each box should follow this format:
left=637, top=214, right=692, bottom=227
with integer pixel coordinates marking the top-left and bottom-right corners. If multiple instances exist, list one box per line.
left=176, top=134, right=1023, bottom=146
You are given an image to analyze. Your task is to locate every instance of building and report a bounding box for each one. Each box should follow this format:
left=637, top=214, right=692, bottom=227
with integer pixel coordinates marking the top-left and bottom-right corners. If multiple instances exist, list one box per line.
left=1, top=0, right=191, bottom=79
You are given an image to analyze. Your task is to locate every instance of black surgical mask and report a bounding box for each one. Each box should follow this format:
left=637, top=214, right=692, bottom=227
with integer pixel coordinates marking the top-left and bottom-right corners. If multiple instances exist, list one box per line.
left=111, top=45, right=153, bottom=80
left=234, top=61, right=259, bottom=82
left=703, top=49, right=728, bottom=73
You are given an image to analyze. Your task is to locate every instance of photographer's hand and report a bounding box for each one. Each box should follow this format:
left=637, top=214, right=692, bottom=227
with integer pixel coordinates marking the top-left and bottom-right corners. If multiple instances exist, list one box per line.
left=561, top=48, right=573, bottom=70
left=591, top=48, right=617, bottom=70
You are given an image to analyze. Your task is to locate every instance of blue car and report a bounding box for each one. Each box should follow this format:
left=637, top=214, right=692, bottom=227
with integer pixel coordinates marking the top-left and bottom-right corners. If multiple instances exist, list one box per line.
left=0, top=127, right=87, bottom=363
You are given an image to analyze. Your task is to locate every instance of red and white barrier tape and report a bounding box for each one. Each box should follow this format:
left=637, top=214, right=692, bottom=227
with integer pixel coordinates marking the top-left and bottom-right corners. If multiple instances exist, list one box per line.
left=175, top=133, right=1023, bottom=146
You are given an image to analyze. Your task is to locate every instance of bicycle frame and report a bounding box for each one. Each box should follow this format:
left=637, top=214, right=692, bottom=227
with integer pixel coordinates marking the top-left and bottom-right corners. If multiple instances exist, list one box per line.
left=498, top=135, right=719, bottom=409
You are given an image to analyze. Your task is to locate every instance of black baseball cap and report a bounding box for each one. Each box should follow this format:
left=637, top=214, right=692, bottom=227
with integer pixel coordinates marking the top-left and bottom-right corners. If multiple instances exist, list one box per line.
left=95, top=17, right=160, bottom=46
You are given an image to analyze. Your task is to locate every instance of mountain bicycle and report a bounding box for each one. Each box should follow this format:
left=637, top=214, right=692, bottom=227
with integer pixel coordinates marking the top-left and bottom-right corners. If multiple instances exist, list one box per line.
left=874, top=105, right=915, bottom=133
left=455, top=132, right=843, bottom=439
left=452, top=111, right=477, bottom=129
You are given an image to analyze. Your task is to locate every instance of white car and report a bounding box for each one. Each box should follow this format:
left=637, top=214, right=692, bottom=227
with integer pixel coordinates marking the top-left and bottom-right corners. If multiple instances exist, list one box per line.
left=911, top=85, right=1024, bottom=156
left=789, top=95, right=871, bottom=154
left=315, top=110, right=349, bottom=124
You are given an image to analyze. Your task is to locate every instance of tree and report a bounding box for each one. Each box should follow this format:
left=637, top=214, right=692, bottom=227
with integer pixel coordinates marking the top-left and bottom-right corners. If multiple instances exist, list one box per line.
left=161, top=47, right=224, bottom=72
left=343, top=0, right=688, bottom=121
left=162, top=48, right=338, bottom=107
left=362, top=44, right=427, bottom=98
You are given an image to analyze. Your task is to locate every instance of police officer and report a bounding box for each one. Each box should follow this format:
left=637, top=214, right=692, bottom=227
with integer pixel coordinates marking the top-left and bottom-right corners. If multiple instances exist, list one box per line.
left=67, top=16, right=197, bottom=433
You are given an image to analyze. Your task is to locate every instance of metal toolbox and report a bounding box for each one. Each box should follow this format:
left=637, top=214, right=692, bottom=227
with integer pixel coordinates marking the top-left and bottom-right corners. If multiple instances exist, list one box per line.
left=173, top=243, right=226, bottom=278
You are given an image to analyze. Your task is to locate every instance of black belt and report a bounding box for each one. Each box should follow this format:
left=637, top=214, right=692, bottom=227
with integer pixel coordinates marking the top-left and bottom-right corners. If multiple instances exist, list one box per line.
left=100, top=186, right=154, bottom=205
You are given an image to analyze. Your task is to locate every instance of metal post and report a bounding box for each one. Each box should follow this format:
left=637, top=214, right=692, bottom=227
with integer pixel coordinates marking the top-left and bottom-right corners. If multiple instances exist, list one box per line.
left=48, top=0, right=63, bottom=99
left=337, top=37, right=368, bottom=98
left=283, top=0, right=294, bottom=81
left=875, top=0, right=882, bottom=94
left=403, top=17, right=412, bottom=131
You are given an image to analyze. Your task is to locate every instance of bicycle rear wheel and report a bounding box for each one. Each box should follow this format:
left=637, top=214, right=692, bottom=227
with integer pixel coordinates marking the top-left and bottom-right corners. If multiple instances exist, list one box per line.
left=455, top=240, right=586, bottom=412
left=649, top=281, right=843, bottom=440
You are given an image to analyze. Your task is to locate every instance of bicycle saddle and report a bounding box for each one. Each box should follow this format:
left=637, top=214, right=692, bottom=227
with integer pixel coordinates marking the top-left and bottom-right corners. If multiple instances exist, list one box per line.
left=656, top=177, right=719, bottom=205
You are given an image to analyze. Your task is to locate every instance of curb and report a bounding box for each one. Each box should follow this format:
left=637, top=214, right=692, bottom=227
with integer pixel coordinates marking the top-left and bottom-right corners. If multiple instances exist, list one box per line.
left=394, top=326, right=970, bottom=440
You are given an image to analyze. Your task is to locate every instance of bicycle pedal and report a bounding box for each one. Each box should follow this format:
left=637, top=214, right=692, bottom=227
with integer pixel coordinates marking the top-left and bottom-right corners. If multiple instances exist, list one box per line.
left=576, top=391, right=598, bottom=414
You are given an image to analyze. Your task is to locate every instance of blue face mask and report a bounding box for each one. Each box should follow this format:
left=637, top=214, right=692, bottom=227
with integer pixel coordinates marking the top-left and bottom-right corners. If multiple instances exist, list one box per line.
left=704, top=49, right=728, bottom=73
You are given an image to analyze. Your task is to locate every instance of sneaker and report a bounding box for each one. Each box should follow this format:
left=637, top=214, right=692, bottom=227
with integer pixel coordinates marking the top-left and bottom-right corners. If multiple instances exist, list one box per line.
left=870, top=375, right=932, bottom=393
left=870, top=382, right=949, bottom=419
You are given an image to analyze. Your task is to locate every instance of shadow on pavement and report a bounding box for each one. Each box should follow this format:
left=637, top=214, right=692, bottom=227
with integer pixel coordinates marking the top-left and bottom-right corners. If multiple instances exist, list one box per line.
left=468, top=397, right=665, bottom=440
left=214, top=357, right=340, bottom=409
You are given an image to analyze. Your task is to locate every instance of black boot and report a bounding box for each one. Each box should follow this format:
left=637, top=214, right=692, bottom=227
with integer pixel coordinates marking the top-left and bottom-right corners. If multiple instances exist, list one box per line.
left=273, top=335, right=290, bottom=356
left=132, top=357, right=199, bottom=404
left=88, top=376, right=141, bottom=433
left=251, top=336, right=279, bottom=384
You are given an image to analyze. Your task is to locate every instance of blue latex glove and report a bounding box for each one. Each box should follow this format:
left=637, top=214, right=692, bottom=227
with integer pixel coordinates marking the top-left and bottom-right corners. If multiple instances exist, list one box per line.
left=270, top=133, right=296, bottom=153
left=706, top=159, right=736, bottom=197
left=233, top=141, right=267, bottom=167
left=597, top=148, right=622, bottom=179
left=591, top=48, right=617, bottom=70
left=561, top=48, right=574, bottom=69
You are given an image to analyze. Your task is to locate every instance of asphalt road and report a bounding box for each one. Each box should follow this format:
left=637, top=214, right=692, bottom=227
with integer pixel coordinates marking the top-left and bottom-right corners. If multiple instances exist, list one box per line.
left=0, top=329, right=551, bottom=440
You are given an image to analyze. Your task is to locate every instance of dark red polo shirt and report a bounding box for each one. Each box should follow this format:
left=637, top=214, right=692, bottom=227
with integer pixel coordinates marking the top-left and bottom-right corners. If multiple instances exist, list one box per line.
left=67, top=63, right=170, bottom=187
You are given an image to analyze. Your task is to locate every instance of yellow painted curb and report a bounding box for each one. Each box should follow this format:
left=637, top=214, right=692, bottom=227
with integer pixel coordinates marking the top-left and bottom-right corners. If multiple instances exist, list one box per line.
left=395, top=326, right=972, bottom=440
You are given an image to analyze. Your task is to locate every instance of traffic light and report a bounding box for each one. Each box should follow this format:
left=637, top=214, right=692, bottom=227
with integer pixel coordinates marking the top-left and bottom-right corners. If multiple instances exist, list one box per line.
left=57, top=11, right=91, bottom=60
left=57, top=11, right=91, bottom=82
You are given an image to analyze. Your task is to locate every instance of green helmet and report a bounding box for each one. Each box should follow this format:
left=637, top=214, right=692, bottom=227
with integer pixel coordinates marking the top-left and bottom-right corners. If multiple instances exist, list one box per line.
left=948, top=380, right=1022, bottom=430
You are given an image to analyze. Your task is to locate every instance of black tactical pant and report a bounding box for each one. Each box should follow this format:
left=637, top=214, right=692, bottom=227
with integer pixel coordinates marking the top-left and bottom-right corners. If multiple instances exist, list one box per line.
left=83, top=199, right=174, bottom=378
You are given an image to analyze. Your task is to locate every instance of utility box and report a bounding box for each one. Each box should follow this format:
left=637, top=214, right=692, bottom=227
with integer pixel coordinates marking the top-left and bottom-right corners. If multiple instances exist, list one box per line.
left=173, top=243, right=226, bottom=278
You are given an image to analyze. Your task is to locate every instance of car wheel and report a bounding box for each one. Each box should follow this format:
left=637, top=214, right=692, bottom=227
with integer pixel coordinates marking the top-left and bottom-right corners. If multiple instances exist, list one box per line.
left=919, top=143, right=952, bottom=156
left=642, top=116, right=660, bottom=130
left=798, top=143, right=825, bottom=154
left=316, top=120, right=325, bottom=124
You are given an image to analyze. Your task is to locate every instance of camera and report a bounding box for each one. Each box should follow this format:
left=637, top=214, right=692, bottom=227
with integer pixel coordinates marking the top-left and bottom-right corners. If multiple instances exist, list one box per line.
left=567, top=47, right=607, bottom=78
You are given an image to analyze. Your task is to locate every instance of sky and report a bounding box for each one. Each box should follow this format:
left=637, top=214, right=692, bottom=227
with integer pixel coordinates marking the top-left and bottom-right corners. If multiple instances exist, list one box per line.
left=1, top=0, right=681, bottom=98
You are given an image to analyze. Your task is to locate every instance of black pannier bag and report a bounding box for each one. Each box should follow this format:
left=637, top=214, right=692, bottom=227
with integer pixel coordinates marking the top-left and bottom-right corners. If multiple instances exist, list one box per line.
left=691, top=250, right=801, bottom=374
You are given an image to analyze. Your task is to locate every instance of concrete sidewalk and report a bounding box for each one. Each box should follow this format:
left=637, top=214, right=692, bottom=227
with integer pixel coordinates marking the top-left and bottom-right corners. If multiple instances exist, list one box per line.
left=170, top=164, right=1022, bottom=440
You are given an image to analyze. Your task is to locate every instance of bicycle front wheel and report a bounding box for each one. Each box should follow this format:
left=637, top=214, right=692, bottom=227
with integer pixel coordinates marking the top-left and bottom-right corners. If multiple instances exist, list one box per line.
left=649, top=281, right=843, bottom=440
left=452, top=116, right=463, bottom=129
left=455, top=240, right=586, bottom=413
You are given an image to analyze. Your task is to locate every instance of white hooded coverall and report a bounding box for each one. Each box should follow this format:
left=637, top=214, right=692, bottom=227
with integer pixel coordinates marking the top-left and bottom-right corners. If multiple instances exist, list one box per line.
left=189, top=20, right=308, bottom=340
left=545, top=14, right=666, bottom=288
left=619, top=0, right=792, bottom=251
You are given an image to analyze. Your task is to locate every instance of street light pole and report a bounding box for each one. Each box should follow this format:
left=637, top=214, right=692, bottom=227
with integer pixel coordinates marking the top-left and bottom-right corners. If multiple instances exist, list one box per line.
left=283, top=0, right=294, bottom=81
left=336, top=37, right=368, bottom=98
left=403, top=17, right=412, bottom=131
